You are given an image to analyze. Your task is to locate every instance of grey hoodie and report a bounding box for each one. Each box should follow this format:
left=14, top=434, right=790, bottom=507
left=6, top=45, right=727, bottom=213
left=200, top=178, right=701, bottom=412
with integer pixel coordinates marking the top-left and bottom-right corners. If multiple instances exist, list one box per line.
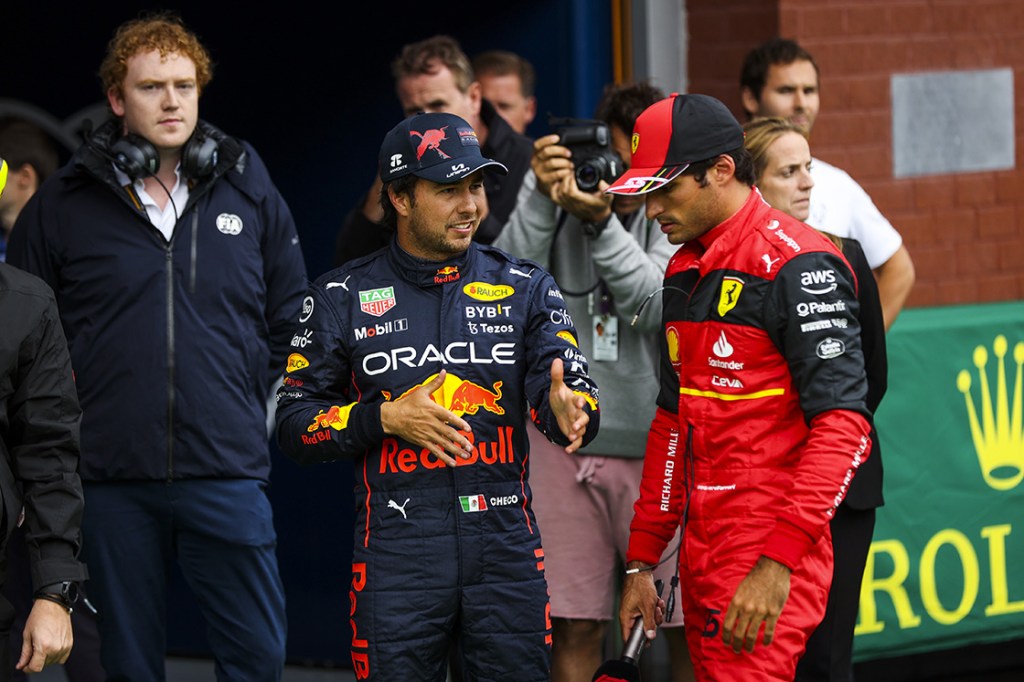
left=495, top=171, right=675, bottom=457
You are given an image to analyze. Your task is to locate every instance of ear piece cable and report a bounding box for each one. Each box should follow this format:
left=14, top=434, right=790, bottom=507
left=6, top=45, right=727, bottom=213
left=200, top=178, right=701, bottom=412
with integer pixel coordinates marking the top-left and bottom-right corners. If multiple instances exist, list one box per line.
left=631, top=285, right=691, bottom=326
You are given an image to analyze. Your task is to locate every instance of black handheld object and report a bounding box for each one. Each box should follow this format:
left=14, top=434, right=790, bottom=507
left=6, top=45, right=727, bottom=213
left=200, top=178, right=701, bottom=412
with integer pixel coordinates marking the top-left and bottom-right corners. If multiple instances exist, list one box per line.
left=550, top=115, right=623, bottom=193
left=591, top=579, right=664, bottom=682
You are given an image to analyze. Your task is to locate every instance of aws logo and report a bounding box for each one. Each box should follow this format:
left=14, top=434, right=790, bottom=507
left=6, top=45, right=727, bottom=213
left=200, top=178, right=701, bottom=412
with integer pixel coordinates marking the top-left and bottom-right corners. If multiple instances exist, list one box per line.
left=957, top=335, right=1024, bottom=491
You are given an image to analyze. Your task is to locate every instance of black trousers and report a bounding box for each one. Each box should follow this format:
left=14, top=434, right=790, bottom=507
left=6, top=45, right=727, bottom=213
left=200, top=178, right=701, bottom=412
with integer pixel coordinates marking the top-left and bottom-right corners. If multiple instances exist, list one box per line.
left=795, top=504, right=877, bottom=682
left=0, top=585, right=14, bottom=682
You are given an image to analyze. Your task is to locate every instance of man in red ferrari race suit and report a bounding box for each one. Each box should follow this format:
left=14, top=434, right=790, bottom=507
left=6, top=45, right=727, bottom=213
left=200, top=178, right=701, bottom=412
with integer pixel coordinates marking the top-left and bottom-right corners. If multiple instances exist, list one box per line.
left=275, top=112, right=600, bottom=682
left=608, top=94, right=871, bottom=681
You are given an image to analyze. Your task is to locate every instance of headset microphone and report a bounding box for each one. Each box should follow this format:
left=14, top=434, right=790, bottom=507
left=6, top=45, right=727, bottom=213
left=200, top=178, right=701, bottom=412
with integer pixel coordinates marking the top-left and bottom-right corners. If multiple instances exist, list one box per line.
left=591, top=580, right=664, bottom=682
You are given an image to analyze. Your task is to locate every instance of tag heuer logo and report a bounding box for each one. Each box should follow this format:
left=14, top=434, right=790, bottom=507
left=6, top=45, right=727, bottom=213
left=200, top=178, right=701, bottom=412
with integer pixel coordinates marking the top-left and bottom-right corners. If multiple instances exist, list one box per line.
left=359, top=287, right=396, bottom=317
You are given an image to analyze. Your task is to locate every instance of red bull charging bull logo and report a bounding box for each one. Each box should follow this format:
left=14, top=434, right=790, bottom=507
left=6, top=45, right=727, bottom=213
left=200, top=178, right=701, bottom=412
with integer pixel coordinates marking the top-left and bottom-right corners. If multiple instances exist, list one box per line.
left=379, top=373, right=514, bottom=473
left=434, top=265, right=460, bottom=285
left=307, top=404, right=354, bottom=432
left=394, top=372, right=504, bottom=417
left=411, top=127, right=450, bottom=160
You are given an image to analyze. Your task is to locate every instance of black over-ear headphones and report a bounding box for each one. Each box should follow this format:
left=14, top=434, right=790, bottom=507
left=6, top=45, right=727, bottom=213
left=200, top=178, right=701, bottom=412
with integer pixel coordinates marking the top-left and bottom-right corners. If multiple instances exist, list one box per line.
left=108, top=129, right=220, bottom=181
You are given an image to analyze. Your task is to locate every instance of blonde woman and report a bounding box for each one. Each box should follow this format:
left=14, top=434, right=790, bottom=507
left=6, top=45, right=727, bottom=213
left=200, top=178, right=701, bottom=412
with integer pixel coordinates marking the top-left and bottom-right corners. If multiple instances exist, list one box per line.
left=744, top=116, right=887, bottom=682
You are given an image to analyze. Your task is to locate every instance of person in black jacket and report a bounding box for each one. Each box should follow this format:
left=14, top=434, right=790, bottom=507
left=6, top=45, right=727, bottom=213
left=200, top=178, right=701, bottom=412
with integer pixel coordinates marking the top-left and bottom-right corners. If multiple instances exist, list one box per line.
left=333, top=35, right=533, bottom=266
left=0, top=156, right=88, bottom=679
left=743, top=117, right=887, bottom=682
left=7, top=15, right=307, bottom=681
left=0, top=118, right=103, bottom=682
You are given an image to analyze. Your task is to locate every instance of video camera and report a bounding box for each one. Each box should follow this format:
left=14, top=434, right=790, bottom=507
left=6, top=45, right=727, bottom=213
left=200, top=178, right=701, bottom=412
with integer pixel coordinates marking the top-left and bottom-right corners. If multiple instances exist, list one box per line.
left=552, top=116, right=623, bottom=193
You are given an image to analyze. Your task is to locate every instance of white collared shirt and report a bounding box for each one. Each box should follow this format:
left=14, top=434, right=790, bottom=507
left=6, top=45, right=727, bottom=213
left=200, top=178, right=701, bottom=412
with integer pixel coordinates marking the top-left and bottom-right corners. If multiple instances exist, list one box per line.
left=113, top=164, right=190, bottom=242
left=808, top=157, right=902, bottom=269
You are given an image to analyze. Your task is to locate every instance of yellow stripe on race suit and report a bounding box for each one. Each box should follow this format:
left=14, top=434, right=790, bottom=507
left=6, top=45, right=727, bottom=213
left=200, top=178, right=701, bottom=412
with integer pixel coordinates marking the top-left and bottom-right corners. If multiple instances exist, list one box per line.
left=679, top=387, right=785, bottom=401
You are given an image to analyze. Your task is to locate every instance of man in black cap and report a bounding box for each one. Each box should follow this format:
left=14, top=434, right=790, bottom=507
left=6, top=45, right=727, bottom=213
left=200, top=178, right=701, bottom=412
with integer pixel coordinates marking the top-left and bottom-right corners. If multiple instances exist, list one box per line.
left=610, top=94, right=871, bottom=681
left=275, top=111, right=601, bottom=682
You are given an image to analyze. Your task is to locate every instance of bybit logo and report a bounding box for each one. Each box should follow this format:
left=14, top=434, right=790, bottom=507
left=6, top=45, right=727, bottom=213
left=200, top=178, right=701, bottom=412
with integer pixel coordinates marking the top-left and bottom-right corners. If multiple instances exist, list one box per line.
left=956, top=335, right=1024, bottom=491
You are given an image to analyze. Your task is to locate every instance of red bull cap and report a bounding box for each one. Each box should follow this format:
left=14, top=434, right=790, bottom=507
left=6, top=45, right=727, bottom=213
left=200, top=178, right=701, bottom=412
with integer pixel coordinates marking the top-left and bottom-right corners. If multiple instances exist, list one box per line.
left=379, top=112, right=509, bottom=184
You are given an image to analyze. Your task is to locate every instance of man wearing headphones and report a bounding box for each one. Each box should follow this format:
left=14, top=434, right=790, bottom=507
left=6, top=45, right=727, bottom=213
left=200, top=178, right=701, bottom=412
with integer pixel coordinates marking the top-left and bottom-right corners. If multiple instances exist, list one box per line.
left=7, top=14, right=307, bottom=681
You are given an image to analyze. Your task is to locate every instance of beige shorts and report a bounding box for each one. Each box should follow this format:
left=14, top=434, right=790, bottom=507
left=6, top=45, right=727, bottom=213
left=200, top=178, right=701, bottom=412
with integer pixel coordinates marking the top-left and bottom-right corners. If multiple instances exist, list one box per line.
left=530, top=427, right=684, bottom=625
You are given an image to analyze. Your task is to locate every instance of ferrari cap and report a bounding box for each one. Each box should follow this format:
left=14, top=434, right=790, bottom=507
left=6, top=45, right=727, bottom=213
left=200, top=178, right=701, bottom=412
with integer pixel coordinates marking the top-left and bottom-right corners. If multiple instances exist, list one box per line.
left=605, top=93, right=744, bottom=195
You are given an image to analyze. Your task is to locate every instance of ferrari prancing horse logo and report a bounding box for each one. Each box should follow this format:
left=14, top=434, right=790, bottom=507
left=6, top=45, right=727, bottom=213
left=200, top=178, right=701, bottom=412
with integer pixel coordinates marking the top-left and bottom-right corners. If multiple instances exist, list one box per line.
left=718, top=277, right=744, bottom=317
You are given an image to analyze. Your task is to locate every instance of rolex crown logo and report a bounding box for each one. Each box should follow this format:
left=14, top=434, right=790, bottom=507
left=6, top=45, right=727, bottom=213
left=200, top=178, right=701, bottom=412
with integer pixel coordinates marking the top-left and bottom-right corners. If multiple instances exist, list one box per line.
left=956, top=335, right=1024, bottom=491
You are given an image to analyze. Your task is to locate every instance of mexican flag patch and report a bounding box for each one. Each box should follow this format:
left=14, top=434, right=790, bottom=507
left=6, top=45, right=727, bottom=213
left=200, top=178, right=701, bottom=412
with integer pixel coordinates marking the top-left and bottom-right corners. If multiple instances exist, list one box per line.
left=459, top=495, right=488, bottom=513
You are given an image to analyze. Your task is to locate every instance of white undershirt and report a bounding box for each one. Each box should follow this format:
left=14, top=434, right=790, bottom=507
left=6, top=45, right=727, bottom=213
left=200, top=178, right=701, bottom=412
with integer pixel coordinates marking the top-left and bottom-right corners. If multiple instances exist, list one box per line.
left=113, top=164, right=190, bottom=242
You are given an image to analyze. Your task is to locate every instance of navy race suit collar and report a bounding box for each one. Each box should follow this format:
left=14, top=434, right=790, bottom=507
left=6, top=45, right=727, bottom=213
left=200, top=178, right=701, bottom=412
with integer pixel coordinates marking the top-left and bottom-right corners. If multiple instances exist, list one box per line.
left=387, top=237, right=472, bottom=288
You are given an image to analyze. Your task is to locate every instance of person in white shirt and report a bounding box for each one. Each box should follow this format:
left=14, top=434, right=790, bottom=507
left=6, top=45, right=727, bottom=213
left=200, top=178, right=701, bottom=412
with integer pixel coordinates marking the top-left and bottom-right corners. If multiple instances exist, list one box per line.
left=740, top=38, right=915, bottom=330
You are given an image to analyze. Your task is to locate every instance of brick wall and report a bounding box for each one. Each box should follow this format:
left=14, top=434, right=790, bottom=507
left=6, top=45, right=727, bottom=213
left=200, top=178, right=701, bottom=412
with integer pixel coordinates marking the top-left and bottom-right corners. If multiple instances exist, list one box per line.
left=687, top=0, right=1024, bottom=307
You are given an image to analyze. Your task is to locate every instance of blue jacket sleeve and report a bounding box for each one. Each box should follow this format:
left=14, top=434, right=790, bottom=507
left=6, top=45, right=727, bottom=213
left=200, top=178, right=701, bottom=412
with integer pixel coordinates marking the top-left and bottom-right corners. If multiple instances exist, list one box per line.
left=274, top=282, right=384, bottom=464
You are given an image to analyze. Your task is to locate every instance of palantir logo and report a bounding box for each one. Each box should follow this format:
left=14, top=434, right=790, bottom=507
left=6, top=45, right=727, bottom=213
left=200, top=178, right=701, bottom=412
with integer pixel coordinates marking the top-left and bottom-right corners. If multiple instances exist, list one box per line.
left=956, top=335, right=1024, bottom=491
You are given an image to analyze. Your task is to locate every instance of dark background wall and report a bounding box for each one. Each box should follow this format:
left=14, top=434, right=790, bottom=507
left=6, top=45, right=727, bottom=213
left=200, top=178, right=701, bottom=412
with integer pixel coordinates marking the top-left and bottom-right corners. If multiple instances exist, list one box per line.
left=1, top=0, right=613, bottom=666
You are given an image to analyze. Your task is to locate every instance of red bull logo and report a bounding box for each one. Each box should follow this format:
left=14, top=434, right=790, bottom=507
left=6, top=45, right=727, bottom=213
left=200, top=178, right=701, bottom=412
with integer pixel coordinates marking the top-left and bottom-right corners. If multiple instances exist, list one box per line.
left=379, top=426, right=516, bottom=474
left=301, top=430, right=330, bottom=446
left=394, top=372, right=504, bottom=417
left=434, top=265, right=460, bottom=285
left=350, top=562, right=369, bottom=678
left=410, top=127, right=450, bottom=160
left=307, top=404, right=354, bottom=432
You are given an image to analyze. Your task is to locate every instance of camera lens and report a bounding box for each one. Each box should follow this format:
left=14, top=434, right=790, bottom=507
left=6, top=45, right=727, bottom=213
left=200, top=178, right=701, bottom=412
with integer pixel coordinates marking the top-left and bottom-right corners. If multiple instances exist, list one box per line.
left=576, top=163, right=601, bottom=192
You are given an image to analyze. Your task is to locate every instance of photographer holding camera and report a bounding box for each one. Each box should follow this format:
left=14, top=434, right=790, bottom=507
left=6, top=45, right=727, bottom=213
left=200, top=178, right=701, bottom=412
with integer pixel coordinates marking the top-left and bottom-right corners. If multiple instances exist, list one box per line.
left=494, top=82, right=693, bottom=682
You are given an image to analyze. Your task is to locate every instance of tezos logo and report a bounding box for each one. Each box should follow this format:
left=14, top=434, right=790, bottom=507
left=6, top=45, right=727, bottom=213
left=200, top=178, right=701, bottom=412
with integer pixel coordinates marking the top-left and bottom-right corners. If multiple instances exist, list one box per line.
left=216, top=213, right=243, bottom=235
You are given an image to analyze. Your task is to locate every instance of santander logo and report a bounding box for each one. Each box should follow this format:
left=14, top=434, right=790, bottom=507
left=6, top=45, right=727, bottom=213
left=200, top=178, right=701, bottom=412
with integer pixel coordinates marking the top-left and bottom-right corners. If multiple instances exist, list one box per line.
left=713, top=331, right=734, bottom=358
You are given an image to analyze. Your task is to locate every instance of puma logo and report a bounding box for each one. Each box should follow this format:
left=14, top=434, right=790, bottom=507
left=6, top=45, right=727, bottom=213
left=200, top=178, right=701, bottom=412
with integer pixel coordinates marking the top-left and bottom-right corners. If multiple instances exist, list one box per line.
left=388, top=498, right=410, bottom=519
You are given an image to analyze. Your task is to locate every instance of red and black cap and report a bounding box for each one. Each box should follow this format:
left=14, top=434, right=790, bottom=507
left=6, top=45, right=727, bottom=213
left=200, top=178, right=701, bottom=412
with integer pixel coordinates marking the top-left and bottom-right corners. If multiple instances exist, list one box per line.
left=378, top=112, right=508, bottom=184
left=605, top=93, right=744, bottom=196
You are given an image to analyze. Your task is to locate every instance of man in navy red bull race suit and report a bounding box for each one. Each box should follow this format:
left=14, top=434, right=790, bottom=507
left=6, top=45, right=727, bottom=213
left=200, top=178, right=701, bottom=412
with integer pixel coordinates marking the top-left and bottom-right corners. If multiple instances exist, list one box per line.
left=276, top=111, right=601, bottom=681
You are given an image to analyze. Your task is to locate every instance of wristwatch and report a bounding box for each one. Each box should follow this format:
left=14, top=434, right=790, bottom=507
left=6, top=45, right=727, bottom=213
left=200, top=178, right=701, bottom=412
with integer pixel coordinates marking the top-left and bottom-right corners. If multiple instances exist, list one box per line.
left=581, top=214, right=612, bottom=239
left=34, top=581, right=79, bottom=613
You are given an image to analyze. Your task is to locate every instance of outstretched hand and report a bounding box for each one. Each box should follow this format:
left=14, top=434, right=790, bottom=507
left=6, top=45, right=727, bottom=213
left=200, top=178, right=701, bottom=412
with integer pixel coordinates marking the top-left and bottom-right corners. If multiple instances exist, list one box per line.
left=380, top=370, right=473, bottom=466
left=548, top=358, right=590, bottom=453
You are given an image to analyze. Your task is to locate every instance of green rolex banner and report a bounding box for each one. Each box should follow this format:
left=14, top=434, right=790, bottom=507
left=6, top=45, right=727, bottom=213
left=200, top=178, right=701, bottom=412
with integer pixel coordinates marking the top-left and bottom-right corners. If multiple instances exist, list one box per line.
left=853, top=301, right=1024, bottom=661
